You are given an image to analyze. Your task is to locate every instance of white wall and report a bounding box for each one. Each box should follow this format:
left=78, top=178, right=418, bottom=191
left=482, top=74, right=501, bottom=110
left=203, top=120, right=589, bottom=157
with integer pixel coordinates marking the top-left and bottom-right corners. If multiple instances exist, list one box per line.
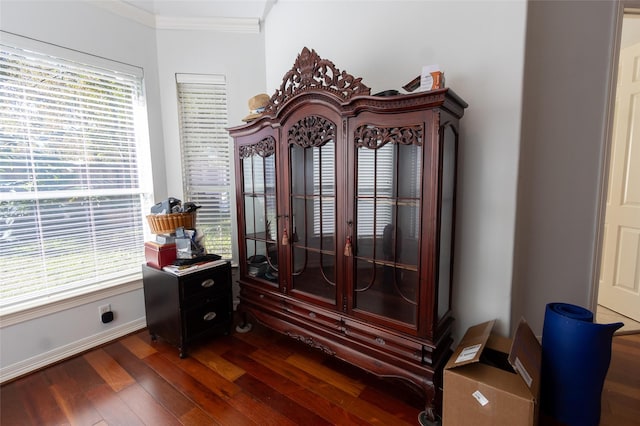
left=512, top=1, right=618, bottom=335
left=264, top=0, right=528, bottom=339
left=155, top=29, right=265, bottom=199
left=0, top=286, right=146, bottom=381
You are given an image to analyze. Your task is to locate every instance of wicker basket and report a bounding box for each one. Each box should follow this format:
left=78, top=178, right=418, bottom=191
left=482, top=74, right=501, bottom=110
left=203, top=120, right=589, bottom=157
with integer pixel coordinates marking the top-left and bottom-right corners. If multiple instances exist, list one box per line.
left=146, top=212, right=196, bottom=235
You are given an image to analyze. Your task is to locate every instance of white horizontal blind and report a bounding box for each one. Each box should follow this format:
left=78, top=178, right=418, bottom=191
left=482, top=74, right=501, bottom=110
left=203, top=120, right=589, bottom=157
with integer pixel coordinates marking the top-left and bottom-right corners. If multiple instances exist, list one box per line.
left=176, top=74, right=232, bottom=259
left=356, top=143, right=394, bottom=237
left=312, top=142, right=336, bottom=235
left=0, top=37, right=151, bottom=310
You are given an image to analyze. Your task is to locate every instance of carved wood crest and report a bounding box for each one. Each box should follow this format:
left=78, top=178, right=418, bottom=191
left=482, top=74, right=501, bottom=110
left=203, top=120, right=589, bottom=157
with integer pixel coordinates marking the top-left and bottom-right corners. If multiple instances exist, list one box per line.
left=264, top=47, right=371, bottom=115
left=354, top=124, right=423, bottom=149
left=238, top=136, right=276, bottom=158
left=288, top=115, right=336, bottom=148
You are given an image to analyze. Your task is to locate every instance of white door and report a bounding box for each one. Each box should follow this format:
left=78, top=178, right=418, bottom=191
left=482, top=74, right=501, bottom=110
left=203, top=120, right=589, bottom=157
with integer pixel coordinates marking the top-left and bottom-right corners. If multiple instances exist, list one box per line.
left=598, top=41, right=640, bottom=322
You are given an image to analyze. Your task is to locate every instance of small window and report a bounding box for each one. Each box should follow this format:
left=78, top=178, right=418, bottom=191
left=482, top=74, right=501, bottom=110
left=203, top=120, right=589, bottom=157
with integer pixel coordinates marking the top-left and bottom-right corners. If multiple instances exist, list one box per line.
left=176, top=74, right=233, bottom=260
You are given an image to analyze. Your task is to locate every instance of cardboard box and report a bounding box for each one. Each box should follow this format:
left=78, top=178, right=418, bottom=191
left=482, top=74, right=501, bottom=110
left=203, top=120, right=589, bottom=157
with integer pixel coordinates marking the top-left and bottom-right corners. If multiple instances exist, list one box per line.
left=144, top=241, right=176, bottom=269
left=443, top=319, right=541, bottom=426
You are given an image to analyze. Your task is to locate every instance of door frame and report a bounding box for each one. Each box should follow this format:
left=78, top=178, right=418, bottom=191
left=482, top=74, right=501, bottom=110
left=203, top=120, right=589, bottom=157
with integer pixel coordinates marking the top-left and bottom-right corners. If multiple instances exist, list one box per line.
left=591, top=1, right=640, bottom=313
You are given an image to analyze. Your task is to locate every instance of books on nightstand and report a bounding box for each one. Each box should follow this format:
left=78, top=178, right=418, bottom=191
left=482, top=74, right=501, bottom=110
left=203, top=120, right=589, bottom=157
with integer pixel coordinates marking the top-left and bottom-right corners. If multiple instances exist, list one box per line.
left=162, top=259, right=226, bottom=276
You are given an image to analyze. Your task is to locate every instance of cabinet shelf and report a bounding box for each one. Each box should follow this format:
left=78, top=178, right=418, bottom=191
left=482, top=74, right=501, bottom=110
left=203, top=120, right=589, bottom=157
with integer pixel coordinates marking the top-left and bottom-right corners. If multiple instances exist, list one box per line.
left=243, top=191, right=276, bottom=197
left=245, top=232, right=275, bottom=242
left=353, top=256, right=419, bottom=272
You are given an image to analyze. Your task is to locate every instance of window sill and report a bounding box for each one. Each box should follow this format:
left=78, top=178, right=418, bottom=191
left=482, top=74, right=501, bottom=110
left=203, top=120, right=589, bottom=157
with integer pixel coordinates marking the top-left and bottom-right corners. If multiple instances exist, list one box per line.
left=0, top=274, right=143, bottom=328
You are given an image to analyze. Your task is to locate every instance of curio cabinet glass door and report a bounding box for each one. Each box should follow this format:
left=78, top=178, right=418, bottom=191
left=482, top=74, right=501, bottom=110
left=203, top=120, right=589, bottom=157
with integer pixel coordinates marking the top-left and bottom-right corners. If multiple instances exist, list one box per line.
left=285, top=113, right=340, bottom=308
left=349, top=114, right=426, bottom=333
left=238, top=135, right=279, bottom=287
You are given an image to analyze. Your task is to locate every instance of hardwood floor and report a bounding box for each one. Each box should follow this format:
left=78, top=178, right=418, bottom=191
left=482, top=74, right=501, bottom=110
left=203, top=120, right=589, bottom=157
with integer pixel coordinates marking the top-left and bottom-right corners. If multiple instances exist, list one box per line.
left=600, top=332, right=640, bottom=426
left=1, top=323, right=638, bottom=425
left=1, top=322, right=425, bottom=425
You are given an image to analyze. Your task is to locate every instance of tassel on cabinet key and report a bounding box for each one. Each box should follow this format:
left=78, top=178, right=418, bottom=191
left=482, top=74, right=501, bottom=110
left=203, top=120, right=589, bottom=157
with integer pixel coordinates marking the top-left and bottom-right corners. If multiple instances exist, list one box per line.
left=344, top=236, right=353, bottom=256
left=282, top=228, right=289, bottom=245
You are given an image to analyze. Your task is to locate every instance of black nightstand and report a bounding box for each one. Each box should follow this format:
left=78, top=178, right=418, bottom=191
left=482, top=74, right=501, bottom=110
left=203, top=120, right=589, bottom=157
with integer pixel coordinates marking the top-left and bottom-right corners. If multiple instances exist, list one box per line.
left=141, top=262, right=232, bottom=358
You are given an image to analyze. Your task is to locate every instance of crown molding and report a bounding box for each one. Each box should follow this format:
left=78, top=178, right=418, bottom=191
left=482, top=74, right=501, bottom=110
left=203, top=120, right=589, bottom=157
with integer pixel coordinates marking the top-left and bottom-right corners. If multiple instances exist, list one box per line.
left=92, top=1, right=260, bottom=33
left=155, top=15, right=260, bottom=33
left=93, top=0, right=157, bottom=28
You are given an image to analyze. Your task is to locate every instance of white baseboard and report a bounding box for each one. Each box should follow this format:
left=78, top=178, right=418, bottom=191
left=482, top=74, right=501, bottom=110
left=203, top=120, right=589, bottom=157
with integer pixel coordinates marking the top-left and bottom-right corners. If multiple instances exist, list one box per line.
left=0, top=317, right=147, bottom=384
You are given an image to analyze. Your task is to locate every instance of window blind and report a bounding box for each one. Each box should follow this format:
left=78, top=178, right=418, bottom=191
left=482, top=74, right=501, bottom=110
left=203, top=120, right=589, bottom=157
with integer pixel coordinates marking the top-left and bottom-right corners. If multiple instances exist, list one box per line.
left=356, top=143, right=394, bottom=237
left=308, top=141, right=395, bottom=237
left=312, top=142, right=336, bottom=235
left=0, top=35, right=152, bottom=311
left=176, top=74, right=233, bottom=260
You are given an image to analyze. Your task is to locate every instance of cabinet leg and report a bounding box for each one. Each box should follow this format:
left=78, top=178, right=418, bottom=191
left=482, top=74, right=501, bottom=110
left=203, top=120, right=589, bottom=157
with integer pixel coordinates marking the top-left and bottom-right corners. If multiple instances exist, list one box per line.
left=150, top=332, right=157, bottom=342
left=418, top=384, right=441, bottom=426
left=179, top=347, right=187, bottom=359
left=418, top=410, right=441, bottom=426
left=235, top=311, right=253, bottom=333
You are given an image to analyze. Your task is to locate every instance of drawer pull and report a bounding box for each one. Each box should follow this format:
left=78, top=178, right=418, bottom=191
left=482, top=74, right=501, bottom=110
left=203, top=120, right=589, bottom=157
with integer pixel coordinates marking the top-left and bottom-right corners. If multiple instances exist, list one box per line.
left=375, top=337, right=385, bottom=345
left=203, top=312, right=217, bottom=321
left=309, top=312, right=317, bottom=318
left=201, top=279, right=215, bottom=288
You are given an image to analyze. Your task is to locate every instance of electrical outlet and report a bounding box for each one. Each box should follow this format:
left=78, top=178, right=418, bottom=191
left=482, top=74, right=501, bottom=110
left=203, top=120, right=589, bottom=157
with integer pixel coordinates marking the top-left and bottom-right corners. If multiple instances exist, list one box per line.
left=99, top=304, right=111, bottom=317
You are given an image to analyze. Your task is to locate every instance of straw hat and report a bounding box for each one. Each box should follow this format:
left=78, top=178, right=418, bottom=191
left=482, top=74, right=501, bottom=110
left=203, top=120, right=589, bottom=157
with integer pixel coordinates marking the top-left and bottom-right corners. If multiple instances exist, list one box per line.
left=242, top=93, right=270, bottom=122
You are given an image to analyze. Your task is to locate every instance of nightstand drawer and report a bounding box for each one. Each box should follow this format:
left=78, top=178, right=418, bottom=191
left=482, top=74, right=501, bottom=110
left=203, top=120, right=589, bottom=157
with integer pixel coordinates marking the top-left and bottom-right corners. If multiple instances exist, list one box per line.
left=184, top=296, right=231, bottom=339
left=181, top=267, right=229, bottom=300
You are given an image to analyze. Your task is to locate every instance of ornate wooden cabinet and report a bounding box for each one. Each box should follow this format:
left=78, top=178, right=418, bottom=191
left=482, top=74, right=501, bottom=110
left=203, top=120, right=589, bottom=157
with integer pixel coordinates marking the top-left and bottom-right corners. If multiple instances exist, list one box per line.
left=229, top=48, right=467, bottom=421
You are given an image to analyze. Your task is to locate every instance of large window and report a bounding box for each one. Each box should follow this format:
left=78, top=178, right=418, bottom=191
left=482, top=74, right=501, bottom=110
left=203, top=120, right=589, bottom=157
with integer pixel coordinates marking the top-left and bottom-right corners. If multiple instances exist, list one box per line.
left=0, top=34, right=152, bottom=312
left=176, top=74, right=233, bottom=260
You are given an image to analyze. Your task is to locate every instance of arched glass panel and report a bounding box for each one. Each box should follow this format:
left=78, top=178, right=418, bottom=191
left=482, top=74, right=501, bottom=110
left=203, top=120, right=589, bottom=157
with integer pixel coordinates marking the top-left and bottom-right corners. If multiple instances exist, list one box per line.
left=353, top=124, right=423, bottom=326
left=289, top=116, right=337, bottom=302
left=240, top=138, right=278, bottom=285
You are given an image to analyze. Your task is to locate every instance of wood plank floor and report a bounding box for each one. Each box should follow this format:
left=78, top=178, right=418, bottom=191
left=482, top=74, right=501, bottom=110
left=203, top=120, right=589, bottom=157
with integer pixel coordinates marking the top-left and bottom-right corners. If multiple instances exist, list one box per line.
left=1, top=323, right=638, bottom=425
left=1, top=322, right=425, bottom=425
left=599, top=332, right=640, bottom=426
